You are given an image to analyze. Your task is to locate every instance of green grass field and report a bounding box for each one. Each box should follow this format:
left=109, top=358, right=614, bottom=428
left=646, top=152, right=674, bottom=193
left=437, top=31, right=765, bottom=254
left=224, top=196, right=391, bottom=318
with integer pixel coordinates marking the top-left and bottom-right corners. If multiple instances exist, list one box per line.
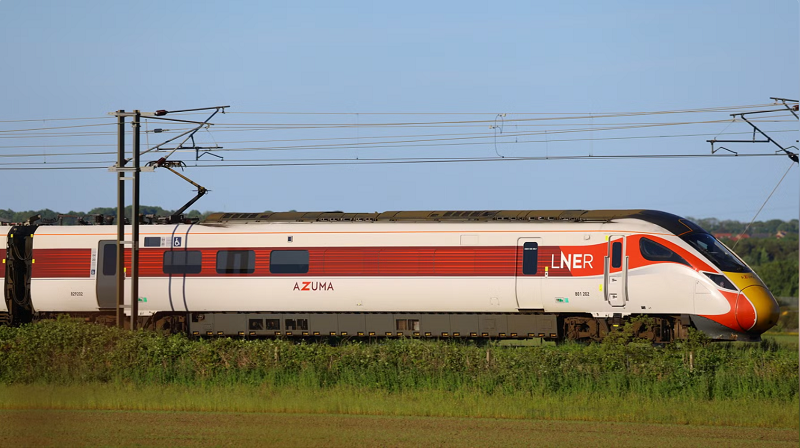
left=2, top=408, right=797, bottom=448
left=0, top=319, right=797, bottom=446
left=1, top=383, right=797, bottom=428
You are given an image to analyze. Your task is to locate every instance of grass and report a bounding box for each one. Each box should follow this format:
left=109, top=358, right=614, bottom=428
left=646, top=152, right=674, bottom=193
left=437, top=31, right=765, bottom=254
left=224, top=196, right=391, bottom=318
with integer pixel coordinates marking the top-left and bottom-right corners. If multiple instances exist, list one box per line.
left=762, top=332, right=799, bottom=347
left=0, top=317, right=797, bottom=444
left=0, top=383, right=796, bottom=428
left=2, top=408, right=798, bottom=448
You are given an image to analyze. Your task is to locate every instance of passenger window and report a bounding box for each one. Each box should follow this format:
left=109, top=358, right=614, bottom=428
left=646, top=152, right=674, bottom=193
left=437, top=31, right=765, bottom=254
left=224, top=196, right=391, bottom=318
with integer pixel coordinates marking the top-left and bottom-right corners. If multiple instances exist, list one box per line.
left=611, top=242, right=622, bottom=268
left=640, top=238, right=690, bottom=266
left=270, top=250, right=309, bottom=274
left=102, top=244, right=116, bottom=276
left=522, top=242, right=538, bottom=275
left=216, top=250, right=256, bottom=274
left=163, top=250, right=203, bottom=274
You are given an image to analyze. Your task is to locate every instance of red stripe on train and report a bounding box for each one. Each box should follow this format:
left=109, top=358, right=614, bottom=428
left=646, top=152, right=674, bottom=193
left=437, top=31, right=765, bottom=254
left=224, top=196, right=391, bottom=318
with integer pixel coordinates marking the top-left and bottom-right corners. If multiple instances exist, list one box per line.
left=29, top=239, right=704, bottom=278
left=31, top=249, right=92, bottom=278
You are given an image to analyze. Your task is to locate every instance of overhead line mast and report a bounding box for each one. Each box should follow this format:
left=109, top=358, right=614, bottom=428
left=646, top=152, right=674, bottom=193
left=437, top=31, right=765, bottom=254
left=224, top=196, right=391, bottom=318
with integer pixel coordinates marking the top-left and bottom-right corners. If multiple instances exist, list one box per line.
left=108, top=106, right=227, bottom=330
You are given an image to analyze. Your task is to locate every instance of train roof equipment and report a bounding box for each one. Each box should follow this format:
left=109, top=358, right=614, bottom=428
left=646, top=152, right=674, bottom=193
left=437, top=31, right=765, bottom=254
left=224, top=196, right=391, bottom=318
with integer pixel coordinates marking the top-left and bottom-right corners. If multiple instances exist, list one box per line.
left=202, top=209, right=705, bottom=236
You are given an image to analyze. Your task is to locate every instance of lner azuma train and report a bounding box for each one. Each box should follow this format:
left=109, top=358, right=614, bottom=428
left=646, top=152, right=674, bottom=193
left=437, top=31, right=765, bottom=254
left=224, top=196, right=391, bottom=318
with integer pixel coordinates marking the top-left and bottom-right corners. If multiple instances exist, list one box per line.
left=2, top=209, right=780, bottom=343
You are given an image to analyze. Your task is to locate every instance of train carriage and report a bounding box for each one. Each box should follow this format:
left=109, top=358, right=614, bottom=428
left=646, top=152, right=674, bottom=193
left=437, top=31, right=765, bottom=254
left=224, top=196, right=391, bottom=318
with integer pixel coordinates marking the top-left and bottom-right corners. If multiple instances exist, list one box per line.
left=2, top=209, right=781, bottom=342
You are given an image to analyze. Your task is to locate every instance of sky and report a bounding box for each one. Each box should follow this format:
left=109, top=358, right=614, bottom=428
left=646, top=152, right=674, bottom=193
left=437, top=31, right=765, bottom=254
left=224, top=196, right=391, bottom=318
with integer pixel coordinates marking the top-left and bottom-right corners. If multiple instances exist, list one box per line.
left=0, top=0, right=798, bottom=222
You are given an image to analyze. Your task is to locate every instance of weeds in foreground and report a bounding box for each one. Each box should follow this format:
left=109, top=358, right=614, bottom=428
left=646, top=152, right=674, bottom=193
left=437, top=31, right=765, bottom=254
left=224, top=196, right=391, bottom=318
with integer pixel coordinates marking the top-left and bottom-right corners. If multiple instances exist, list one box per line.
left=0, top=318, right=796, bottom=402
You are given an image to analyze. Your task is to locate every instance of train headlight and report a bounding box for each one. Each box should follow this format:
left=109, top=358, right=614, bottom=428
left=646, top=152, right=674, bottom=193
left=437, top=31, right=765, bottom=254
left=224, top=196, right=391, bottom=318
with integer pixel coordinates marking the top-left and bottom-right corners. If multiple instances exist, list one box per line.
left=704, top=272, right=736, bottom=291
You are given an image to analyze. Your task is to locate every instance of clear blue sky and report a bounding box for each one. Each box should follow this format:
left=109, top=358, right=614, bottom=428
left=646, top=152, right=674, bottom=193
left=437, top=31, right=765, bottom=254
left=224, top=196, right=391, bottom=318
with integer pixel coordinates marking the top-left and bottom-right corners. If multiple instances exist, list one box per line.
left=1, top=1, right=798, bottom=221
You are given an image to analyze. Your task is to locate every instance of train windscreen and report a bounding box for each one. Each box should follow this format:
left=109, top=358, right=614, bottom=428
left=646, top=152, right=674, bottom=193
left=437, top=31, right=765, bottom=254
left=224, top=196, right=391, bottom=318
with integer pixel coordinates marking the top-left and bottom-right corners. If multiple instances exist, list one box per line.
left=681, top=233, right=750, bottom=273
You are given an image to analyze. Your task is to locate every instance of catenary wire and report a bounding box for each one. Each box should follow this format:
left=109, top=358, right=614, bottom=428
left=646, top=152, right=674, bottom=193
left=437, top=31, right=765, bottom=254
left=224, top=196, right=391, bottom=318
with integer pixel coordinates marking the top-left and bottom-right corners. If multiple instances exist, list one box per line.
left=0, top=103, right=778, bottom=124
left=0, top=106, right=792, bottom=135
left=0, top=116, right=793, bottom=144
left=732, top=162, right=797, bottom=248
left=222, top=103, right=779, bottom=115
left=0, top=129, right=795, bottom=160
left=0, top=120, right=794, bottom=150
left=0, top=152, right=784, bottom=171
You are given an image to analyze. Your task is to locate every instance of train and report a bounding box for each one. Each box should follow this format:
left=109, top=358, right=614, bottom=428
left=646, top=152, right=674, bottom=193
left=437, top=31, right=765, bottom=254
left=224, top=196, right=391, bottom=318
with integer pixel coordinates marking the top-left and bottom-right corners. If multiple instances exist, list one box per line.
left=1, top=209, right=780, bottom=343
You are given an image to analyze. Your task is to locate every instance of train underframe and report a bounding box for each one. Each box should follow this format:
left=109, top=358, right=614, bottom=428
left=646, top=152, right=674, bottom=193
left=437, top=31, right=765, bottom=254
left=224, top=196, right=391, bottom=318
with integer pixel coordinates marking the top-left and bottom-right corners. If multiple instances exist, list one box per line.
left=4, top=309, right=696, bottom=343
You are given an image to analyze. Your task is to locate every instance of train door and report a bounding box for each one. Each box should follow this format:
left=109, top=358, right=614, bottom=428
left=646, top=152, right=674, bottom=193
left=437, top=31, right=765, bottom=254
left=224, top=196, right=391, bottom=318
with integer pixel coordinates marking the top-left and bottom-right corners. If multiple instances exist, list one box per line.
left=604, top=235, right=627, bottom=307
left=515, top=238, right=542, bottom=309
left=96, top=240, right=118, bottom=309
left=166, top=224, right=196, bottom=312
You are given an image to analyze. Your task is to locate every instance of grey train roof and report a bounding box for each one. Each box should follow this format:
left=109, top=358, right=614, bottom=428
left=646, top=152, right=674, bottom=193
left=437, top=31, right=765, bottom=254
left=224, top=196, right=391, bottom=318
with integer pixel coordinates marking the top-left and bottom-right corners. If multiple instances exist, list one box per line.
left=203, top=209, right=706, bottom=236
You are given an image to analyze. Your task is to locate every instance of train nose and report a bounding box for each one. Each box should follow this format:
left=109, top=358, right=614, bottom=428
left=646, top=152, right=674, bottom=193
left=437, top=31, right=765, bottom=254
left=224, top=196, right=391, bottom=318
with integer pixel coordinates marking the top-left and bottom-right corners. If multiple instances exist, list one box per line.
left=735, top=285, right=780, bottom=334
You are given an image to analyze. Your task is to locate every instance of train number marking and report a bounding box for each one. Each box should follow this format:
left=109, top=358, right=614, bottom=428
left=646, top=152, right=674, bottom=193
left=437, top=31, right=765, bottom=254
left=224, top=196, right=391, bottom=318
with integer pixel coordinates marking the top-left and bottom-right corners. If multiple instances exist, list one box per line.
left=574, top=291, right=590, bottom=297
left=70, top=291, right=83, bottom=297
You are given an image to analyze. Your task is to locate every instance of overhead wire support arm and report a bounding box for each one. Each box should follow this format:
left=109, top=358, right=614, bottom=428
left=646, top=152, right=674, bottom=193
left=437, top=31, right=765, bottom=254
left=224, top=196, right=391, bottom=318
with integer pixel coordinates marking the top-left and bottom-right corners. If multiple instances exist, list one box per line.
left=141, top=116, right=218, bottom=125
left=137, top=127, right=202, bottom=159
left=146, top=107, right=225, bottom=222
left=147, top=106, right=228, bottom=162
left=706, top=100, right=799, bottom=163
left=111, top=107, right=228, bottom=163
left=737, top=114, right=798, bottom=161
left=770, top=97, right=799, bottom=119
left=115, top=105, right=228, bottom=224
left=149, top=106, right=230, bottom=116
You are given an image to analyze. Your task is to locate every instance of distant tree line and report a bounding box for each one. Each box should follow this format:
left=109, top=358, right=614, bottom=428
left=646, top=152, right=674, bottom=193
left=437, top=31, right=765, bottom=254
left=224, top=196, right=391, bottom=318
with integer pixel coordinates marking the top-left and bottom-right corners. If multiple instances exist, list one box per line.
left=689, top=217, right=799, bottom=236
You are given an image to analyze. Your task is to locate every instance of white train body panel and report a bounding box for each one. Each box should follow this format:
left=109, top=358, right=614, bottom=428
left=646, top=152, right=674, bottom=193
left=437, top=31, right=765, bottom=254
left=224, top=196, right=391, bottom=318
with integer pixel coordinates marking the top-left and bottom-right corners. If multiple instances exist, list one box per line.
left=31, top=279, right=101, bottom=312
left=11, top=209, right=778, bottom=338
left=183, top=277, right=518, bottom=313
